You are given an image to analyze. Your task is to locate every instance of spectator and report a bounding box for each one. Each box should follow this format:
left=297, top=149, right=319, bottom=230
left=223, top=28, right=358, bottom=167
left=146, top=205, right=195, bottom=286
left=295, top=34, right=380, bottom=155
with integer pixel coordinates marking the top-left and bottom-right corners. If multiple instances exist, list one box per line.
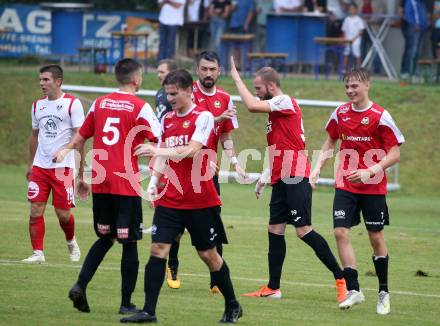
left=431, top=0, right=440, bottom=58
left=400, top=0, right=429, bottom=79
left=274, top=0, right=303, bottom=13
left=229, top=0, right=256, bottom=33
left=209, top=0, right=232, bottom=54
left=157, top=0, right=186, bottom=61
left=342, top=2, right=365, bottom=70
left=327, top=0, right=348, bottom=19
left=303, top=0, right=327, bottom=13
left=255, top=0, right=274, bottom=51
left=186, top=0, right=210, bottom=57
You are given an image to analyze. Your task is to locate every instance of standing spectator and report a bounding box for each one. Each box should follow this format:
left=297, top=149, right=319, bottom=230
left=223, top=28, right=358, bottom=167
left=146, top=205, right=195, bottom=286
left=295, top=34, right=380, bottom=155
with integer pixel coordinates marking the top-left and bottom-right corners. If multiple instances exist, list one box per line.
left=255, top=0, right=274, bottom=52
left=400, top=0, right=429, bottom=79
left=24, top=64, right=83, bottom=264
left=274, top=0, right=303, bottom=13
left=303, top=0, right=327, bottom=13
left=327, top=0, right=348, bottom=19
left=229, top=0, right=255, bottom=33
left=431, top=0, right=440, bottom=58
left=157, top=0, right=186, bottom=61
left=342, top=2, right=365, bottom=70
left=209, top=0, right=232, bottom=54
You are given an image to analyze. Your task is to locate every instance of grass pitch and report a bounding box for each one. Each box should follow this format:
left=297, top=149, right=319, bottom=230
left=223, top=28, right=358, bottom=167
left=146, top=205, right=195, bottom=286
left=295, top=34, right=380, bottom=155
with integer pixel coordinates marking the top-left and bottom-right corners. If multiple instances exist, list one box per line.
left=0, top=165, right=439, bottom=325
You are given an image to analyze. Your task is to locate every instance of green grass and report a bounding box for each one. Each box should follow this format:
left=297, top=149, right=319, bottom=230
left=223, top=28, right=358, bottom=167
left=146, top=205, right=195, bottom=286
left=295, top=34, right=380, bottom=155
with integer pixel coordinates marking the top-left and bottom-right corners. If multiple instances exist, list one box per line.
left=0, top=165, right=439, bottom=325
left=0, top=64, right=439, bottom=196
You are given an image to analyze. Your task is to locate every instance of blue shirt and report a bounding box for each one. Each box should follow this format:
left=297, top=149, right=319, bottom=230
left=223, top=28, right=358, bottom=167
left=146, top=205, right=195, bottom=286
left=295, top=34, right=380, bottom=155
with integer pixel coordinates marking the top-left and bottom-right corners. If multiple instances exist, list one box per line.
left=229, top=0, right=255, bottom=28
left=404, top=0, right=428, bottom=29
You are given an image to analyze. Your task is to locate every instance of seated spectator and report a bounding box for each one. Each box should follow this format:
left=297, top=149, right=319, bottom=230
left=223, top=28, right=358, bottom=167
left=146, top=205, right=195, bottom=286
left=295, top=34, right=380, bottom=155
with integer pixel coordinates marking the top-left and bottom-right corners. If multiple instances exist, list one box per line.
left=303, top=0, right=327, bottom=13
left=341, top=2, right=365, bottom=70
left=274, top=0, right=304, bottom=13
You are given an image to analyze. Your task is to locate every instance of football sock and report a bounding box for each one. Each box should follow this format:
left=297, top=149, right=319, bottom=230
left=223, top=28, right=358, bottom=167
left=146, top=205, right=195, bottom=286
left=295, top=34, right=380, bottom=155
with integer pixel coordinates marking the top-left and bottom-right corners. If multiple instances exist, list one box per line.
left=343, top=267, right=360, bottom=291
left=210, top=243, right=224, bottom=288
left=168, top=239, right=180, bottom=271
left=59, top=214, right=75, bottom=241
left=77, top=237, right=114, bottom=290
left=373, top=255, right=389, bottom=293
left=211, top=261, right=239, bottom=309
left=121, top=242, right=139, bottom=307
left=301, top=230, right=344, bottom=279
left=267, top=232, right=286, bottom=290
left=143, top=256, right=166, bottom=316
left=29, top=215, right=45, bottom=251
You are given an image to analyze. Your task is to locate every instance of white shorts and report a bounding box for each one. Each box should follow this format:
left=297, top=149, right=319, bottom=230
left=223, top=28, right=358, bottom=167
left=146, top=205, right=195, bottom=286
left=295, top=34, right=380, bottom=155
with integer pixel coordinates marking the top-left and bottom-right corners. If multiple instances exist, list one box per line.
left=344, top=38, right=361, bottom=58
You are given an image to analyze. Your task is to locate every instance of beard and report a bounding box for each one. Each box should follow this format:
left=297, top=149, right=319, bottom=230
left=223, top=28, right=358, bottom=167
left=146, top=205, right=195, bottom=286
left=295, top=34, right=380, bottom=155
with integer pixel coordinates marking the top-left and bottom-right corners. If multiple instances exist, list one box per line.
left=200, top=77, right=216, bottom=89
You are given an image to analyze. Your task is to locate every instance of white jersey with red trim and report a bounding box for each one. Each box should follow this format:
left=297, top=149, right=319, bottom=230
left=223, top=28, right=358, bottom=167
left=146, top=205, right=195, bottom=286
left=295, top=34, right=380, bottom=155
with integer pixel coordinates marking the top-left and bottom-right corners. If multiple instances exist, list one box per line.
left=266, top=94, right=311, bottom=184
left=326, top=102, right=405, bottom=195
left=80, top=91, right=161, bottom=196
left=31, top=93, right=84, bottom=169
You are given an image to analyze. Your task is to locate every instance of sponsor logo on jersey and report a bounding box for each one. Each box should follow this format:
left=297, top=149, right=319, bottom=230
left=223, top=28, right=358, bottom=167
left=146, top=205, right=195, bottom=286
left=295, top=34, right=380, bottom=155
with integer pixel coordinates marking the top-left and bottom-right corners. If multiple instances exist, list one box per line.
left=183, top=120, right=191, bottom=128
left=165, top=123, right=174, bottom=129
left=198, top=98, right=205, bottom=102
left=117, top=228, right=129, bottom=239
left=214, top=100, right=221, bottom=109
left=27, top=181, right=40, bottom=199
left=266, top=120, right=272, bottom=134
left=339, top=106, right=350, bottom=114
left=165, top=135, right=190, bottom=147
left=341, top=134, right=371, bottom=142
left=100, top=99, right=134, bottom=112
left=342, top=117, right=351, bottom=122
left=334, top=210, right=345, bottom=219
left=44, top=119, right=57, bottom=131
left=56, top=104, right=63, bottom=111
left=361, top=117, right=369, bottom=125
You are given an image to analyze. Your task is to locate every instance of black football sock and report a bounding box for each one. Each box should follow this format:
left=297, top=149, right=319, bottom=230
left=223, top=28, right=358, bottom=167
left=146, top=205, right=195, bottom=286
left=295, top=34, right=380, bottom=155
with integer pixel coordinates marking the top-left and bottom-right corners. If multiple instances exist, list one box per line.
left=168, top=239, right=180, bottom=272
left=121, top=242, right=139, bottom=307
left=211, top=261, right=239, bottom=309
left=373, top=255, right=389, bottom=293
left=77, top=237, right=114, bottom=290
left=143, top=256, right=166, bottom=316
left=343, top=267, right=360, bottom=291
left=210, top=243, right=224, bottom=288
left=267, top=232, right=286, bottom=290
left=301, top=230, right=344, bottom=280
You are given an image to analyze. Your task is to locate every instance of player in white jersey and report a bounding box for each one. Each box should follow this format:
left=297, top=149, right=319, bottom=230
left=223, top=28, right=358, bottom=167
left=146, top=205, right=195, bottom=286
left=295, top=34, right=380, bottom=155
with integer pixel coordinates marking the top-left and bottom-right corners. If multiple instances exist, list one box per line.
left=24, top=65, right=84, bottom=263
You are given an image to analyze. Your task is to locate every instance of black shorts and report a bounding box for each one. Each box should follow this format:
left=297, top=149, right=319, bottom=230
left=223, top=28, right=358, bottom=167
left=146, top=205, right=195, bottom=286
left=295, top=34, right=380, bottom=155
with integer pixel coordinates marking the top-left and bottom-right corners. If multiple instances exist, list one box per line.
left=92, top=193, right=143, bottom=243
left=332, top=189, right=389, bottom=231
left=269, top=177, right=312, bottom=227
left=151, top=205, right=228, bottom=251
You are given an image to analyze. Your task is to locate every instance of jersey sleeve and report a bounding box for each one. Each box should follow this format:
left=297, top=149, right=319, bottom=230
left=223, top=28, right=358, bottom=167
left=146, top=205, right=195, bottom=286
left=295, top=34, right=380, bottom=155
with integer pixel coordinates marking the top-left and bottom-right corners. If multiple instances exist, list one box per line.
left=267, top=95, right=295, bottom=115
left=31, top=103, right=38, bottom=129
left=137, top=102, right=162, bottom=142
left=79, top=101, right=96, bottom=140
left=70, top=98, right=85, bottom=128
left=191, top=111, right=214, bottom=146
left=221, top=97, right=239, bottom=133
left=378, top=110, right=405, bottom=151
left=325, top=108, right=339, bottom=140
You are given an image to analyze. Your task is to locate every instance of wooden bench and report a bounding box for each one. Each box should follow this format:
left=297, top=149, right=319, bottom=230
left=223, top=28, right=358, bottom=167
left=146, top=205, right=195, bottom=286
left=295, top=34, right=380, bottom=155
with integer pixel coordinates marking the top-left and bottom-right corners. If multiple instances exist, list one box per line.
left=417, top=59, right=440, bottom=83
left=247, top=52, right=288, bottom=77
left=221, top=33, right=255, bottom=77
left=314, top=37, right=350, bottom=80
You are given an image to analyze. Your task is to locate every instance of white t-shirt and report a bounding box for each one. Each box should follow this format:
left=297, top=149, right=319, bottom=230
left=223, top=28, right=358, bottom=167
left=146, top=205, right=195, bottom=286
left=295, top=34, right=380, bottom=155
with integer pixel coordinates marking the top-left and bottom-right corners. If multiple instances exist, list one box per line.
left=274, top=0, right=303, bottom=13
left=342, top=15, right=365, bottom=40
left=32, top=93, right=84, bottom=169
left=158, top=0, right=186, bottom=26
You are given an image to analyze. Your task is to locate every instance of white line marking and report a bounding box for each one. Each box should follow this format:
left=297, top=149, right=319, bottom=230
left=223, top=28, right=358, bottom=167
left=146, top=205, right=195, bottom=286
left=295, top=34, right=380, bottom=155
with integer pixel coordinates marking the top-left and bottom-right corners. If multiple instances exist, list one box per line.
left=1, top=259, right=439, bottom=299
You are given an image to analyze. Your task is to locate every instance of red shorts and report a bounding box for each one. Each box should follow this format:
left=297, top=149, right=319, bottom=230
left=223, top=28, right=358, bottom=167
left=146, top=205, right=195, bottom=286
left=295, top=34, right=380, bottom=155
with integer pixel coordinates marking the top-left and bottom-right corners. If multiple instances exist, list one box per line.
left=27, top=166, right=75, bottom=209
